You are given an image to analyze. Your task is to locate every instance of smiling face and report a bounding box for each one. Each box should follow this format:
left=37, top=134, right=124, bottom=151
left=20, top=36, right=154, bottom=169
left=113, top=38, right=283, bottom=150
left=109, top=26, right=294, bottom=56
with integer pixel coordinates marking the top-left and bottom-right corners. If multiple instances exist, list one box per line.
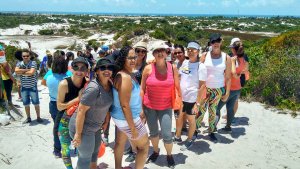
left=135, top=47, right=147, bottom=62
left=211, top=38, right=222, bottom=51
left=96, top=65, right=113, bottom=81
left=72, top=62, right=88, bottom=78
left=153, top=48, right=167, bottom=60
left=174, top=47, right=185, bottom=62
left=124, top=49, right=137, bottom=72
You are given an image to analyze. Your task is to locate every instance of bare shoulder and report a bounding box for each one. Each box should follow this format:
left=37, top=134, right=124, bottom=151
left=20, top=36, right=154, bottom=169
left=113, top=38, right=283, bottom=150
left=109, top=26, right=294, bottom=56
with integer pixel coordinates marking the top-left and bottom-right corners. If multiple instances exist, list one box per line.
left=143, top=64, right=152, bottom=74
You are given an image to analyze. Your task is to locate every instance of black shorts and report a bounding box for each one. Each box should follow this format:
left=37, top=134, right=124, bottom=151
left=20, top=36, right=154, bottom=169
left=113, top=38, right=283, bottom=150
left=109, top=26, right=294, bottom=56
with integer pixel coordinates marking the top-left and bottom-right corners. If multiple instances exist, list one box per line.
left=182, top=101, right=196, bottom=115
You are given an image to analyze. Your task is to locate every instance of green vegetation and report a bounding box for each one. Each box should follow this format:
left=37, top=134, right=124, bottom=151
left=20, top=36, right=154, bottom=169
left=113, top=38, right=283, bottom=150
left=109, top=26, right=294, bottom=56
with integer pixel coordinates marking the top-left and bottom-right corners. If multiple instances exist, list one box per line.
left=242, top=31, right=300, bottom=111
left=38, top=29, right=54, bottom=35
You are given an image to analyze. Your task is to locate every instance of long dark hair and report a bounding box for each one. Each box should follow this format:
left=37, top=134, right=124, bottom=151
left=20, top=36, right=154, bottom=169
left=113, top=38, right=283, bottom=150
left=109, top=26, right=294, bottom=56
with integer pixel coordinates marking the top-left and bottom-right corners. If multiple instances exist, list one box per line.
left=52, top=50, right=68, bottom=74
left=115, top=46, right=133, bottom=72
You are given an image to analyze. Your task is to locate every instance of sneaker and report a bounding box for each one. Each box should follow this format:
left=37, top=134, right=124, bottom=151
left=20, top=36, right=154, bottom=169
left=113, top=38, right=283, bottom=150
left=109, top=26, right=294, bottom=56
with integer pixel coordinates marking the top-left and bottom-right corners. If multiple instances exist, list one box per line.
left=124, top=146, right=133, bottom=155
left=146, top=151, right=159, bottom=164
left=103, top=136, right=109, bottom=146
left=16, top=98, right=22, bottom=102
left=36, top=118, right=44, bottom=123
left=173, top=136, right=182, bottom=144
left=125, top=152, right=136, bottom=162
left=23, top=117, right=32, bottom=124
left=180, top=139, right=194, bottom=151
left=209, top=133, right=218, bottom=143
left=192, top=130, right=199, bottom=140
left=53, top=151, right=62, bottom=158
left=221, top=126, right=232, bottom=133
left=167, top=155, right=175, bottom=168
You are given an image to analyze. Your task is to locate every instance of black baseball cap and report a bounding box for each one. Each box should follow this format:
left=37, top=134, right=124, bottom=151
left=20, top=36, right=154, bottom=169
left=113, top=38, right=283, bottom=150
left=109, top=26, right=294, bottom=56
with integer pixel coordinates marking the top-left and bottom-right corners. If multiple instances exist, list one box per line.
left=209, top=33, right=222, bottom=43
left=94, top=58, right=117, bottom=71
left=71, top=56, right=89, bottom=68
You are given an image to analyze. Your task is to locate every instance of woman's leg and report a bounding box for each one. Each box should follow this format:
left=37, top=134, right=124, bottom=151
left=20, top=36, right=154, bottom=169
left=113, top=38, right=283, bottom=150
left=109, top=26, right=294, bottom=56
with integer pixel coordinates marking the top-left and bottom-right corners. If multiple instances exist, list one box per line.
left=3, top=79, right=13, bottom=104
left=75, top=134, right=95, bottom=169
left=131, top=134, right=149, bottom=169
left=207, top=88, right=224, bottom=132
left=144, top=107, right=160, bottom=153
left=90, top=130, right=102, bottom=169
left=114, top=128, right=128, bottom=169
left=58, top=114, right=73, bottom=169
left=158, top=109, right=173, bottom=155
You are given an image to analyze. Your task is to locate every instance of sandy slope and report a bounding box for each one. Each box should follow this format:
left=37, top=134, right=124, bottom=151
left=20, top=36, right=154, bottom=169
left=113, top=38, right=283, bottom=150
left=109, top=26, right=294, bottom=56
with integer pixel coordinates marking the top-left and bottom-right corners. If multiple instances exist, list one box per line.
left=0, top=82, right=299, bottom=169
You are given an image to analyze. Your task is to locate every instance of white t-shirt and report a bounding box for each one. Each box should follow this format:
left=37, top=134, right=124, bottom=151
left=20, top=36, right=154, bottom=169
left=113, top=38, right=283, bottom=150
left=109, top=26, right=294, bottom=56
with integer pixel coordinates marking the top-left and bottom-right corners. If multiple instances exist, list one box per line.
left=179, top=60, right=202, bottom=103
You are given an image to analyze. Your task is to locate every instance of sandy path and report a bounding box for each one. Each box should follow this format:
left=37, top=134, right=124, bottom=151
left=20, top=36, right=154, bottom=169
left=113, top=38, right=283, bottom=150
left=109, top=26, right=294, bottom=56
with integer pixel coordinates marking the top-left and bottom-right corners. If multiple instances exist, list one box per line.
left=0, top=83, right=300, bottom=169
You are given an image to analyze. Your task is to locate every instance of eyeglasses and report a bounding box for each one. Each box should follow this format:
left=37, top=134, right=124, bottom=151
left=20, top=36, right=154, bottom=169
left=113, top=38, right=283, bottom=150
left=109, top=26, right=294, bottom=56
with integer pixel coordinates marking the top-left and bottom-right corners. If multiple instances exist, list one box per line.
left=187, top=48, right=198, bottom=52
left=153, top=48, right=166, bottom=54
left=99, top=65, right=114, bottom=71
left=22, top=55, right=30, bottom=58
left=211, top=39, right=222, bottom=44
left=126, top=56, right=137, bottom=61
left=135, top=49, right=147, bottom=54
left=73, top=65, right=88, bottom=72
left=174, top=51, right=183, bottom=55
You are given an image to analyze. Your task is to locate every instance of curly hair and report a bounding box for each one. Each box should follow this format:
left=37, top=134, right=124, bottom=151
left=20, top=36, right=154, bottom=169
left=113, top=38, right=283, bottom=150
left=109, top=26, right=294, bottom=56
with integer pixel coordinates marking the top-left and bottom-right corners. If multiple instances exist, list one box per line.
left=115, top=46, right=133, bottom=72
left=52, top=50, right=68, bottom=74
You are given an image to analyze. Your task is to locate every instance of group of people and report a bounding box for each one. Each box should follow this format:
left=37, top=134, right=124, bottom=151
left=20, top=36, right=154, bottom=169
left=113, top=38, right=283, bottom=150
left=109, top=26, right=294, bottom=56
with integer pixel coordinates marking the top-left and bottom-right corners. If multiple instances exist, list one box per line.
left=2, top=32, right=249, bottom=169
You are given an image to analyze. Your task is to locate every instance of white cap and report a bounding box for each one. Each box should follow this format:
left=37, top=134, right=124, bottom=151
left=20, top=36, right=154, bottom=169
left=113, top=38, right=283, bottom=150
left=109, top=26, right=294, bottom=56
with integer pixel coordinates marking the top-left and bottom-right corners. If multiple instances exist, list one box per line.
left=229, top=38, right=241, bottom=48
left=152, top=42, right=169, bottom=53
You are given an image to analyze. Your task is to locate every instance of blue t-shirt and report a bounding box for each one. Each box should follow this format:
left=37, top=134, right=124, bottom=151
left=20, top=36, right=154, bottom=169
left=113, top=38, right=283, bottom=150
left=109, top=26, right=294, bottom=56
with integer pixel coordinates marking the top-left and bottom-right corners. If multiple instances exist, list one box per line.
left=44, top=69, right=72, bottom=80
left=40, top=56, right=47, bottom=69
left=46, top=73, right=68, bottom=101
left=111, top=79, right=142, bottom=120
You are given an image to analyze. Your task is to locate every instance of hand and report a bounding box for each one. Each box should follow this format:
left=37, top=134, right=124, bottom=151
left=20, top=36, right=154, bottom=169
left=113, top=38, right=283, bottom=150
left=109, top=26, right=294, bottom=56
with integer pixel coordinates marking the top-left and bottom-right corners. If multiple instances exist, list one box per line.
left=232, top=56, right=237, bottom=61
left=102, top=122, right=108, bottom=131
left=72, top=133, right=82, bottom=147
left=221, top=93, right=230, bottom=102
left=130, top=127, right=139, bottom=140
left=192, top=104, right=199, bottom=115
left=140, top=111, right=146, bottom=123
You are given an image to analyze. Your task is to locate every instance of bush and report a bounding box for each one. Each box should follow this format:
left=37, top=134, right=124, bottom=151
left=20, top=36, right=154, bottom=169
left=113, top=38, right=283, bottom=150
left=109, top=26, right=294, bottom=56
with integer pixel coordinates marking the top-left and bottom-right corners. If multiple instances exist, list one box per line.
left=150, top=29, right=168, bottom=40
left=38, top=29, right=54, bottom=35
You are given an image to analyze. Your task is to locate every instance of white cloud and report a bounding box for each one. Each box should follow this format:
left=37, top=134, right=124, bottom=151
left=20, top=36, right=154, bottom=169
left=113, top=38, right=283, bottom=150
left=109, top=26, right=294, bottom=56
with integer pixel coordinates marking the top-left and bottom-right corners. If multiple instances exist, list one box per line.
left=244, top=0, right=295, bottom=7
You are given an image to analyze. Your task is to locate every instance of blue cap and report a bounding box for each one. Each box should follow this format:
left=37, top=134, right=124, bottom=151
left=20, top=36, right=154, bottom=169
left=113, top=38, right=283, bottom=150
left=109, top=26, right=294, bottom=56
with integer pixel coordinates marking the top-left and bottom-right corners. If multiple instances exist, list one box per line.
left=101, top=45, right=109, bottom=52
left=187, top=41, right=200, bottom=50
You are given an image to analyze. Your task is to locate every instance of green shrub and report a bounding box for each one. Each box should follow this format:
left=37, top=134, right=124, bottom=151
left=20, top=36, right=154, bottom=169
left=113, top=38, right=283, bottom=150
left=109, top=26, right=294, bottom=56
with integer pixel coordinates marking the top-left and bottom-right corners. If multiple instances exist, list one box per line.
left=38, top=29, right=54, bottom=35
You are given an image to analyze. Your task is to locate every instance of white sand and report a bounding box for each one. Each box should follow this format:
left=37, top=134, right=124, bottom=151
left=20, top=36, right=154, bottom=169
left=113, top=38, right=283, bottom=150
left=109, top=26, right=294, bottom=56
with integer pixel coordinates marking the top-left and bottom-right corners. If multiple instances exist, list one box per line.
left=0, top=81, right=300, bottom=169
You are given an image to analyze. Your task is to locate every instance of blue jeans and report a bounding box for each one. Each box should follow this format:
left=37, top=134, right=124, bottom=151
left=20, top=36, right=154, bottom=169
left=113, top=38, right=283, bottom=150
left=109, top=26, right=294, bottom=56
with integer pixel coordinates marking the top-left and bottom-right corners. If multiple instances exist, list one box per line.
left=21, top=86, right=40, bottom=106
left=216, top=90, right=241, bottom=127
left=49, top=101, right=62, bottom=152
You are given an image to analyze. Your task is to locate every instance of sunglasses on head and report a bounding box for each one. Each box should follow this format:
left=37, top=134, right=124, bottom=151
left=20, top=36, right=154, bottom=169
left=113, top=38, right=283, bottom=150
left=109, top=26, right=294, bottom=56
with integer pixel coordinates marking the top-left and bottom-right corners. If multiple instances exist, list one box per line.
left=99, top=65, right=114, bottom=71
left=126, top=56, right=137, bottom=60
left=135, top=49, right=147, bottom=54
left=211, top=39, right=222, bottom=44
left=73, top=65, right=88, bottom=72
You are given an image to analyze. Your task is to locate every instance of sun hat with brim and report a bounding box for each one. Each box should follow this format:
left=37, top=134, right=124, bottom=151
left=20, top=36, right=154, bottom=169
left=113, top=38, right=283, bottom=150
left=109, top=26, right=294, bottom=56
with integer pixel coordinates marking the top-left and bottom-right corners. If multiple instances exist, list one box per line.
left=209, top=33, right=222, bottom=43
left=152, top=42, right=169, bottom=54
left=94, top=58, right=117, bottom=71
left=71, top=56, right=89, bottom=68
left=228, top=37, right=241, bottom=48
left=187, top=41, right=200, bottom=50
left=134, top=41, right=148, bottom=51
left=46, top=50, right=51, bottom=55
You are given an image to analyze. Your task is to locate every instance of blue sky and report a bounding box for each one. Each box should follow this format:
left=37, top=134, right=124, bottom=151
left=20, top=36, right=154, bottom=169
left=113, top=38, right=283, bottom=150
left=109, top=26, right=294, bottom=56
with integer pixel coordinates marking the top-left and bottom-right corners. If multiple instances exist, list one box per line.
left=0, top=0, right=299, bottom=16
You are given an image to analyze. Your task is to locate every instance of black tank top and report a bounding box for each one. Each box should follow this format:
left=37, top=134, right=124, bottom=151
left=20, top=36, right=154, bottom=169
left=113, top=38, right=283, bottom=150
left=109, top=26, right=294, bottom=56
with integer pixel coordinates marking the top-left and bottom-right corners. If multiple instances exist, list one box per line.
left=64, top=77, right=86, bottom=103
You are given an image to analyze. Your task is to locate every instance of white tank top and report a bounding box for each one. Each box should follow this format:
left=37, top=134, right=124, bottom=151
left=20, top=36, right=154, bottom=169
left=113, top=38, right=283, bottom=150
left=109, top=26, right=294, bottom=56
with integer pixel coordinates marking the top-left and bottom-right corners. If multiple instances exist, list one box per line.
left=204, top=52, right=226, bottom=88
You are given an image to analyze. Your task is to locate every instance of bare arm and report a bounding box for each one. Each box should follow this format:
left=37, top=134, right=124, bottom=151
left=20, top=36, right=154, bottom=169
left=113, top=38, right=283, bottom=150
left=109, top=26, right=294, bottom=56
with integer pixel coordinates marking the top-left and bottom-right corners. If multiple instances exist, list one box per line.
left=56, top=80, right=79, bottom=111
left=23, top=68, right=36, bottom=76
left=140, top=64, right=151, bottom=104
left=14, top=66, right=28, bottom=75
left=231, top=56, right=240, bottom=79
left=222, top=55, right=232, bottom=102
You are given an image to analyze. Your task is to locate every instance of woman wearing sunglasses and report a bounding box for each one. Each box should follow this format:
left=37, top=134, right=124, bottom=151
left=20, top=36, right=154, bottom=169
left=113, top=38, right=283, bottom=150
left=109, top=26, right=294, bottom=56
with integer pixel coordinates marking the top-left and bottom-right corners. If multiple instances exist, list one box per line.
left=141, top=42, right=181, bottom=168
left=56, top=57, right=88, bottom=169
left=111, top=46, right=149, bottom=169
left=195, top=33, right=231, bottom=143
left=69, top=58, right=115, bottom=169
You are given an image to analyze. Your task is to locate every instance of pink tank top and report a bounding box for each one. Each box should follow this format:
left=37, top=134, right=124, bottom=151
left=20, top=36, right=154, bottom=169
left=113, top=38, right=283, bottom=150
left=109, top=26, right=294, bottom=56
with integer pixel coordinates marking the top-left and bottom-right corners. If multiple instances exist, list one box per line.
left=143, top=62, right=174, bottom=110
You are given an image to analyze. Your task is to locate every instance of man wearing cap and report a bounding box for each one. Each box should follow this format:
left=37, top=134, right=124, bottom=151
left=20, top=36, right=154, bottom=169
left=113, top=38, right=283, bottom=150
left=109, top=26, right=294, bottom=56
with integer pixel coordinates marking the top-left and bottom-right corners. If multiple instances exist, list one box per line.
left=174, top=41, right=203, bottom=150
left=15, top=49, right=43, bottom=124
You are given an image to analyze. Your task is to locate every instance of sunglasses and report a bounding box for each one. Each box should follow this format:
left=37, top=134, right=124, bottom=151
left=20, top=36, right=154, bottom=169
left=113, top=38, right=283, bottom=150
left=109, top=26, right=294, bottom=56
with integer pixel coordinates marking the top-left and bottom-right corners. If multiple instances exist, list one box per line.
left=174, top=51, right=183, bottom=55
left=187, top=48, right=198, bottom=52
left=73, top=65, right=88, bottom=72
left=211, top=39, right=222, bottom=44
left=153, top=48, right=166, bottom=54
left=126, top=56, right=137, bottom=60
left=99, top=65, right=114, bottom=71
left=22, top=55, right=30, bottom=58
left=135, top=49, right=147, bottom=54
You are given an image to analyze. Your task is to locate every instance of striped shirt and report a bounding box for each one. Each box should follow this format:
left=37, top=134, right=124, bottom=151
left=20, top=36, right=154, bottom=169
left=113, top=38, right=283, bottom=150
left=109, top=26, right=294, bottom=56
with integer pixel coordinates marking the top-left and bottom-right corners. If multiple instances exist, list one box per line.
left=143, top=62, right=174, bottom=110
left=16, top=61, right=37, bottom=88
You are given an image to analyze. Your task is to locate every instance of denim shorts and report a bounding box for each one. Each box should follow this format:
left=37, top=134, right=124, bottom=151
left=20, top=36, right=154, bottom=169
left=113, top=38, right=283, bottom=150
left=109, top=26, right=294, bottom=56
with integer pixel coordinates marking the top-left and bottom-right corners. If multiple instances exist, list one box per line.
left=21, top=86, right=40, bottom=106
